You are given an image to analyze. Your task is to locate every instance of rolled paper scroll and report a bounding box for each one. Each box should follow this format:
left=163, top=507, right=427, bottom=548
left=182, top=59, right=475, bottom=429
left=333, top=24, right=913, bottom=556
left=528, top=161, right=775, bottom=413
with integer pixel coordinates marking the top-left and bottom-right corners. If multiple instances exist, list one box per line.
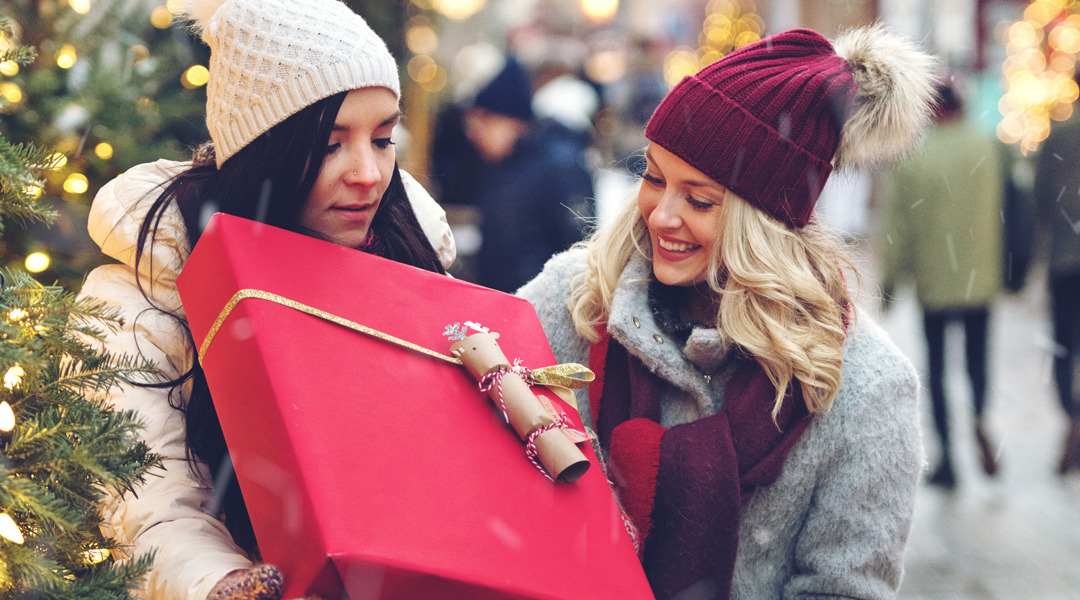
left=450, top=331, right=590, bottom=483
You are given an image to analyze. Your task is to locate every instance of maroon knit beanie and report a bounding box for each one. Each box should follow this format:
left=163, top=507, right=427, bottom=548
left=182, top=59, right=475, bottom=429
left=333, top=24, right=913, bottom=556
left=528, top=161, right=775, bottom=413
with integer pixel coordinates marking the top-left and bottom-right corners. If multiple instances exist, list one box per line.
left=645, top=29, right=857, bottom=228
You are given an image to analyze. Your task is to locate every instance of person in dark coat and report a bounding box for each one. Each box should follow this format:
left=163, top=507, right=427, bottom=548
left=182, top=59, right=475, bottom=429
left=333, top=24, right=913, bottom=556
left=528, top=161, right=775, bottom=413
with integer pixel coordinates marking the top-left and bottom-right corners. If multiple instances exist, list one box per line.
left=1033, top=76, right=1080, bottom=475
left=461, top=56, right=595, bottom=293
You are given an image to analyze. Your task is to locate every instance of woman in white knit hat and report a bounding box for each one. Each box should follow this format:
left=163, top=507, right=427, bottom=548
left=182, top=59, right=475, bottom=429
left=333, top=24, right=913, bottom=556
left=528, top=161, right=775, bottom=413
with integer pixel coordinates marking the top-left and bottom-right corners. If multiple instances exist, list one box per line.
left=75, top=0, right=455, bottom=598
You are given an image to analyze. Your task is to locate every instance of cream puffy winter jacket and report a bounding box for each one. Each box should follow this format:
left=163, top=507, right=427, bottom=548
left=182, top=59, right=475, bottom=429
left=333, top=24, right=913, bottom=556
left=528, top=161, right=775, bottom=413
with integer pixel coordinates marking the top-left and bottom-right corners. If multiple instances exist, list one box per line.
left=78, top=159, right=455, bottom=600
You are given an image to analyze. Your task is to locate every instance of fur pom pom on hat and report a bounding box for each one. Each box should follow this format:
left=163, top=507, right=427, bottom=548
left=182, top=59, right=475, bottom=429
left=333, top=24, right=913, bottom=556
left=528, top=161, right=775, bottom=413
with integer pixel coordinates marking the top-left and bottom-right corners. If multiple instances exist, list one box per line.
left=183, top=0, right=400, bottom=167
left=645, top=24, right=938, bottom=228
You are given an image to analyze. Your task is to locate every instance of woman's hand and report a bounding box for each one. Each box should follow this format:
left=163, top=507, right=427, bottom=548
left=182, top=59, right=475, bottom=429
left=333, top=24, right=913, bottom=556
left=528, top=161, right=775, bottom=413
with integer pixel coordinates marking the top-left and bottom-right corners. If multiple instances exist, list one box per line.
left=207, top=564, right=284, bottom=600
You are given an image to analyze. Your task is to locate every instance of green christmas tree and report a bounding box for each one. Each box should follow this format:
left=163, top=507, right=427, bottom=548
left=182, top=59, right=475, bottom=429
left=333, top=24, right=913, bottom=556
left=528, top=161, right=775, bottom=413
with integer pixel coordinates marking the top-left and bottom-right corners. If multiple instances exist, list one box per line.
left=0, top=18, right=162, bottom=600
left=0, top=0, right=209, bottom=290
left=0, top=0, right=413, bottom=290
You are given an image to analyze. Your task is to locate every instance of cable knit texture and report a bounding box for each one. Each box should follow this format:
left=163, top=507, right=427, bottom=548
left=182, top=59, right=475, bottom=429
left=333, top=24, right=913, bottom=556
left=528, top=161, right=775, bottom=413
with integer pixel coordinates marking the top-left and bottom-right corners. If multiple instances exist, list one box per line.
left=517, top=248, right=924, bottom=599
left=186, top=0, right=401, bottom=166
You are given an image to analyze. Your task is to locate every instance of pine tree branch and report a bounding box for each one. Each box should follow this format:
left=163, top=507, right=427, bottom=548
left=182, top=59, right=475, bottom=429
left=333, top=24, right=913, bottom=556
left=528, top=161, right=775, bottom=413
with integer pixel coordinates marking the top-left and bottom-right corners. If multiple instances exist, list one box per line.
left=0, top=138, right=60, bottom=232
left=45, top=551, right=154, bottom=600
left=0, top=12, right=162, bottom=598
left=0, top=17, right=36, bottom=67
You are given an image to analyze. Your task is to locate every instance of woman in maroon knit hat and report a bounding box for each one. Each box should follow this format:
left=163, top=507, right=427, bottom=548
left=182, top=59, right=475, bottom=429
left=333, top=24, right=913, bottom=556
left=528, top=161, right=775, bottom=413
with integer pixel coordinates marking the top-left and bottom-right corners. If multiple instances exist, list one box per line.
left=519, top=24, right=937, bottom=600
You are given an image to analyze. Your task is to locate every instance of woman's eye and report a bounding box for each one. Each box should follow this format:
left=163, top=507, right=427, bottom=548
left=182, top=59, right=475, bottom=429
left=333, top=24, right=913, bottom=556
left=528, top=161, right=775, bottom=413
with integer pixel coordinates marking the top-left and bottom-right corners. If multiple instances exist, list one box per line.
left=374, top=138, right=395, bottom=149
left=642, top=172, right=664, bottom=186
left=325, top=142, right=341, bottom=156
left=687, top=195, right=716, bottom=210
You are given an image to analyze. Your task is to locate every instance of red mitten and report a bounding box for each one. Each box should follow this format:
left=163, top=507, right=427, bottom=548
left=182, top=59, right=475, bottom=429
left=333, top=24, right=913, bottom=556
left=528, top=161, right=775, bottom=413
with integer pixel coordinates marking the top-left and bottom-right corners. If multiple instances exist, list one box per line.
left=607, top=418, right=665, bottom=553
left=207, top=564, right=284, bottom=600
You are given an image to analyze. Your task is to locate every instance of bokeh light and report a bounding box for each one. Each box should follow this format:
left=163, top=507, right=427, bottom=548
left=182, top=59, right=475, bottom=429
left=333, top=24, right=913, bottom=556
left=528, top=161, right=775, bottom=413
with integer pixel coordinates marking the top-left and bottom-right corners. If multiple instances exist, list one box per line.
left=406, top=23, right=439, bottom=56
left=999, top=0, right=1080, bottom=151
left=585, top=49, right=628, bottom=85
left=664, top=0, right=762, bottom=87
left=581, top=0, right=618, bottom=23
left=663, top=48, right=699, bottom=88
left=56, top=44, right=77, bottom=69
left=94, top=142, right=114, bottom=160
left=3, top=365, right=24, bottom=390
left=131, top=45, right=151, bottom=65
left=25, top=252, right=50, bottom=273
left=182, top=65, right=210, bottom=89
left=62, top=173, right=88, bottom=194
left=430, top=0, right=485, bottom=21
left=84, top=548, right=111, bottom=564
left=0, top=82, right=22, bottom=104
left=0, top=401, right=14, bottom=432
left=407, top=55, right=437, bottom=83
left=0, top=514, right=24, bottom=545
left=151, top=5, right=173, bottom=29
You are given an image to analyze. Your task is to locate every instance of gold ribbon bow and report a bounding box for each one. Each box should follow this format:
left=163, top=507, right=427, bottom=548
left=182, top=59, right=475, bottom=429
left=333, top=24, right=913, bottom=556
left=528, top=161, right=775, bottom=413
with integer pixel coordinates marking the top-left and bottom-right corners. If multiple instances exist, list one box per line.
left=199, top=289, right=593, bottom=409
left=524, top=363, right=594, bottom=408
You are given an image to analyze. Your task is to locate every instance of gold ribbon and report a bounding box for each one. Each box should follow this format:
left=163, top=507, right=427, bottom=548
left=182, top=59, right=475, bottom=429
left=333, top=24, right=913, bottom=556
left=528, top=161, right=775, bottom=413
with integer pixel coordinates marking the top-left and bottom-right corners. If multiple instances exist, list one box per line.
left=527, top=363, right=595, bottom=408
left=198, top=289, right=462, bottom=365
left=198, top=289, right=593, bottom=407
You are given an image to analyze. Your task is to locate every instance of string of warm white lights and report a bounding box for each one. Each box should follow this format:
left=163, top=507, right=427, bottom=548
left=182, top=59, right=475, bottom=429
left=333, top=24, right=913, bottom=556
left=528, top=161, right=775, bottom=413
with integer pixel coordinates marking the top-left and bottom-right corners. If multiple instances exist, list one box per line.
left=998, top=0, right=1080, bottom=153
left=2, top=363, right=24, bottom=546
left=0, top=343, right=115, bottom=562
left=0, top=0, right=199, bottom=274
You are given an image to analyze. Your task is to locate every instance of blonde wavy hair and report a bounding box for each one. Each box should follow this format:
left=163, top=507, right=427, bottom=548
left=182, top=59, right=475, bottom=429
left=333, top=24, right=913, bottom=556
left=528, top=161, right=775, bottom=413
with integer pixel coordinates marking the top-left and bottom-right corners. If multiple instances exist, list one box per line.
left=568, top=184, right=856, bottom=417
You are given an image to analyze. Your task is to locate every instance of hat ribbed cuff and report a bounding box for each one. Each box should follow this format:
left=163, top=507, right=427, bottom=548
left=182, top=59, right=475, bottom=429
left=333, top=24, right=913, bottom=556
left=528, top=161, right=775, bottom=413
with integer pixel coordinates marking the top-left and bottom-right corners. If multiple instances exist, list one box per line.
left=645, top=75, right=833, bottom=228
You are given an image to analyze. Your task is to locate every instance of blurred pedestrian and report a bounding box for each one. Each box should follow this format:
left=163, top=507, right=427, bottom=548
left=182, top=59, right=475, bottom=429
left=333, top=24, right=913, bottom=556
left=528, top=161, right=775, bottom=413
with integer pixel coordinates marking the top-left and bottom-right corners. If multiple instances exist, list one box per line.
left=881, top=79, right=1004, bottom=488
left=1033, top=76, right=1080, bottom=475
left=461, top=55, right=595, bottom=292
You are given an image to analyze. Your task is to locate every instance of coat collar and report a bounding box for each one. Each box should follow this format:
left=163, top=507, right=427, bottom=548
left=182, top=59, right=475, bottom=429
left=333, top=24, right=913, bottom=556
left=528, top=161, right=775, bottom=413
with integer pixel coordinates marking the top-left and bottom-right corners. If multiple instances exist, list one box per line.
left=606, top=251, right=716, bottom=415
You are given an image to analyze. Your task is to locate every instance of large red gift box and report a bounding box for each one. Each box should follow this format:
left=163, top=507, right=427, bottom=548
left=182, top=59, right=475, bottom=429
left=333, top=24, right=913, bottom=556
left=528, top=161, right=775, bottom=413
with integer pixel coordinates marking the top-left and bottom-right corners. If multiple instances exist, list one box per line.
left=175, top=214, right=652, bottom=600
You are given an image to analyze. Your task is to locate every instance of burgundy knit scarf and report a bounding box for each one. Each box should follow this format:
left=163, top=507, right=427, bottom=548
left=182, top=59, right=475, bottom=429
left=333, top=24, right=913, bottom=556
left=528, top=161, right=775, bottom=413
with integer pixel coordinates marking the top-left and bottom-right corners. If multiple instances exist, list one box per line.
left=356, top=229, right=385, bottom=256
left=588, top=330, right=812, bottom=600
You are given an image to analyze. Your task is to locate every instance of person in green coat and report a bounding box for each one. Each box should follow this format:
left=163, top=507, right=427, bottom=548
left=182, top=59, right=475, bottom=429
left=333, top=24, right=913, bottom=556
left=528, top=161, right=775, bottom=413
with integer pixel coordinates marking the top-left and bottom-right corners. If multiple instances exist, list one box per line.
left=881, top=80, right=1005, bottom=489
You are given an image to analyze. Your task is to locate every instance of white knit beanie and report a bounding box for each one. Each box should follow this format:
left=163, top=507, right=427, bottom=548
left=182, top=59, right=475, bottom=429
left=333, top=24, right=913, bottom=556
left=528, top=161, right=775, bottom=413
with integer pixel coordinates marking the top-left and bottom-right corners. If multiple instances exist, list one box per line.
left=184, top=0, right=401, bottom=167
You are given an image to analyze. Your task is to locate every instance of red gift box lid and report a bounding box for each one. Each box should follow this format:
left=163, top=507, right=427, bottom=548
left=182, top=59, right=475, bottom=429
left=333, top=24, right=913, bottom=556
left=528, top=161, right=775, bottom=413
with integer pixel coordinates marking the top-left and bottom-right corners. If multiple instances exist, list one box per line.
left=176, top=214, right=652, bottom=600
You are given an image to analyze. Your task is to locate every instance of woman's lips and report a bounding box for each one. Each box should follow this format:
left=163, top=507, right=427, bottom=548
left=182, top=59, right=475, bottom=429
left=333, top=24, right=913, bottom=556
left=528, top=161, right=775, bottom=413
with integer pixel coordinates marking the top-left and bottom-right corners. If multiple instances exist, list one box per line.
left=658, top=237, right=700, bottom=253
left=654, top=235, right=701, bottom=263
left=331, top=204, right=375, bottom=221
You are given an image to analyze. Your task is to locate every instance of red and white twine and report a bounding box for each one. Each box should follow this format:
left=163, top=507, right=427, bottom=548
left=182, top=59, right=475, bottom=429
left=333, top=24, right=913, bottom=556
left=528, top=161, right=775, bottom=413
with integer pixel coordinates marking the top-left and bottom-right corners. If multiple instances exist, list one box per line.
left=478, top=358, right=573, bottom=481
left=477, top=359, right=533, bottom=423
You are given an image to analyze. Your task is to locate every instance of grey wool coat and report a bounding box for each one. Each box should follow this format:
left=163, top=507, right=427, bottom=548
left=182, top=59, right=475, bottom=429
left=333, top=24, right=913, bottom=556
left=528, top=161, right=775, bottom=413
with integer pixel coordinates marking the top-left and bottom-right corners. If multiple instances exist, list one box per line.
left=517, top=248, right=923, bottom=600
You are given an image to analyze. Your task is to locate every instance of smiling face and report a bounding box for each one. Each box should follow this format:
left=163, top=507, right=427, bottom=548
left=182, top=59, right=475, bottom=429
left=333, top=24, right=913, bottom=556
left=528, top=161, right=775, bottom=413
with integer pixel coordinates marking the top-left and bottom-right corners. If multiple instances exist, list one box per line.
left=299, top=87, right=400, bottom=249
left=637, top=143, right=728, bottom=287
